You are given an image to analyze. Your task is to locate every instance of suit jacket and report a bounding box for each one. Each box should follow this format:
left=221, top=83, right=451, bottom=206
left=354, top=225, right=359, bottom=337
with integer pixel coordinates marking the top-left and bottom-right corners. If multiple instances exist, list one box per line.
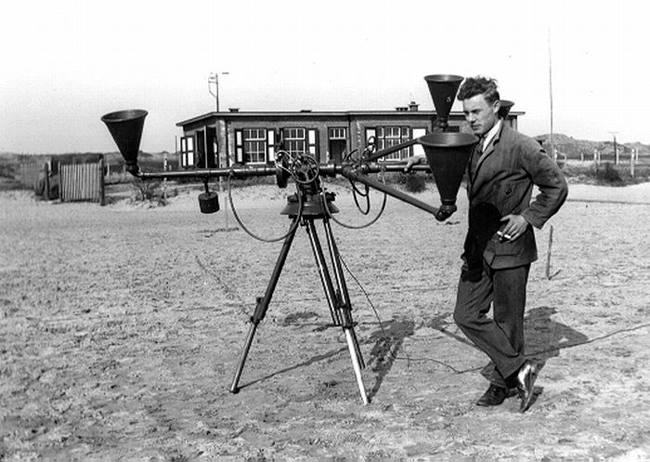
left=463, top=124, right=568, bottom=270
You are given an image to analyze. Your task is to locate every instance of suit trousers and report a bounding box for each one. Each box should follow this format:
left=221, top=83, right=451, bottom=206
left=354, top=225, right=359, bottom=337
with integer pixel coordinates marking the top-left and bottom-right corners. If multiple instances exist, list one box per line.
left=453, top=262, right=530, bottom=387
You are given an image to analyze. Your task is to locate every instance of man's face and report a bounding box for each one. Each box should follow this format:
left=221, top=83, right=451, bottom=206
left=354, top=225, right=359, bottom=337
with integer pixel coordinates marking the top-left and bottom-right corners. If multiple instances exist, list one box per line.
left=461, top=93, right=500, bottom=136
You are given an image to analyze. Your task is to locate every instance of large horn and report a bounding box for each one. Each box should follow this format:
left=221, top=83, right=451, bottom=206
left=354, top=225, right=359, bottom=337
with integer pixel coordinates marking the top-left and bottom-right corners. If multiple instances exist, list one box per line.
left=419, top=132, right=476, bottom=218
left=424, top=74, right=463, bottom=131
left=101, top=109, right=148, bottom=175
left=498, top=100, right=514, bottom=119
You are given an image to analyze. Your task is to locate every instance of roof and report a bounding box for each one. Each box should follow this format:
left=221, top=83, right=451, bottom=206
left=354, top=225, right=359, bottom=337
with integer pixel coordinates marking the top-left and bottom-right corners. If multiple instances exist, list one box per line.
left=176, top=109, right=525, bottom=127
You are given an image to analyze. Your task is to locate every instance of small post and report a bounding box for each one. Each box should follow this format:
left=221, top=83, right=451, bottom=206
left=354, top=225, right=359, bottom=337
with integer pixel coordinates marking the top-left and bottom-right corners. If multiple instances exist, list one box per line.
left=43, top=162, right=51, bottom=201
left=163, top=152, right=168, bottom=200
left=545, top=225, right=554, bottom=280
left=99, top=156, right=106, bottom=206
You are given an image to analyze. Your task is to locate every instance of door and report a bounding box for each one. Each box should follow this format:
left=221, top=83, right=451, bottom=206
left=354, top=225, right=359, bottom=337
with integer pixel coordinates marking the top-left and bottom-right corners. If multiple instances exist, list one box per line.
left=328, top=127, right=347, bottom=163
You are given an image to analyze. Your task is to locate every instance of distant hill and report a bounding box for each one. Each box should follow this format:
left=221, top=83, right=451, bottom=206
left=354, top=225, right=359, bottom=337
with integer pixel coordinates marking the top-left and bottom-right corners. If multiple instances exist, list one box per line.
left=534, top=134, right=650, bottom=164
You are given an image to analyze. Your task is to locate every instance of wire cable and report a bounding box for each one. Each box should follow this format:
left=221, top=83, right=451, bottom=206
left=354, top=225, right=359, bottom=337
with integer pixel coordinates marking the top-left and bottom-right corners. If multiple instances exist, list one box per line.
left=227, top=171, right=303, bottom=243
left=336, top=240, right=468, bottom=373
left=322, top=169, right=388, bottom=230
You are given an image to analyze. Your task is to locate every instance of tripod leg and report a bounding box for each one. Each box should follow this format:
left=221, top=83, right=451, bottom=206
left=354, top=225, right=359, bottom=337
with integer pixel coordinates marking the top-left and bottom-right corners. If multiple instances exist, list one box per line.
left=344, top=328, right=369, bottom=405
left=322, top=219, right=365, bottom=368
left=304, top=219, right=341, bottom=325
left=321, top=218, right=369, bottom=404
left=230, top=216, right=299, bottom=394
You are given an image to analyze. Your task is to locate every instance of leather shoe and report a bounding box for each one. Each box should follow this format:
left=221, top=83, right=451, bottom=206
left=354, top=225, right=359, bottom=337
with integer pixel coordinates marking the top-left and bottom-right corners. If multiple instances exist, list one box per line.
left=476, top=384, right=509, bottom=406
left=515, top=360, right=537, bottom=412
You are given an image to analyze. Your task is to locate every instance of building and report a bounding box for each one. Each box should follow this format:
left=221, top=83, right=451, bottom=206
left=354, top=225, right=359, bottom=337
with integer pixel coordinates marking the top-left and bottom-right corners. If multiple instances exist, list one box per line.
left=175, top=102, right=522, bottom=169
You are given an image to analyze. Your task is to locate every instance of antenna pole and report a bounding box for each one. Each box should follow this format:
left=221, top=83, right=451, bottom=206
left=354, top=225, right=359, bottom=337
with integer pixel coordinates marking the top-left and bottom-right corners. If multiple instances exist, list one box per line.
left=548, top=27, right=556, bottom=162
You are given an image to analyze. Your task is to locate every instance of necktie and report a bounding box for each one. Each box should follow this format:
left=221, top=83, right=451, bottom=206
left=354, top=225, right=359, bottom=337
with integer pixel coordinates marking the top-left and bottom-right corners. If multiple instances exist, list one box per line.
left=469, top=136, right=485, bottom=178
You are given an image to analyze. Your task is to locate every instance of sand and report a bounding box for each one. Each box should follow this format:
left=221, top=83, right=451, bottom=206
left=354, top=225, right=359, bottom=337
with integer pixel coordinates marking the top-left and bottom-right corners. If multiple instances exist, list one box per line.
left=1, top=180, right=649, bottom=461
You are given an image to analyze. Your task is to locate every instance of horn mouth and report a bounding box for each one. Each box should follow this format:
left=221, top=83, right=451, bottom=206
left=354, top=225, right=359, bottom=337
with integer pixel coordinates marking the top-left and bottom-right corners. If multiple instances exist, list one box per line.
left=100, top=109, right=149, bottom=124
left=423, top=74, right=464, bottom=83
left=101, top=109, right=148, bottom=175
left=423, top=74, right=465, bottom=130
left=419, top=132, right=477, bottom=148
left=419, top=132, right=478, bottom=214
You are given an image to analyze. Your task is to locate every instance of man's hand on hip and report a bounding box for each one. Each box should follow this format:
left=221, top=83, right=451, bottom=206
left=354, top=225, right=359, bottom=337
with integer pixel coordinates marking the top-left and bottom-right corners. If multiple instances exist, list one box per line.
left=497, top=214, right=529, bottom=241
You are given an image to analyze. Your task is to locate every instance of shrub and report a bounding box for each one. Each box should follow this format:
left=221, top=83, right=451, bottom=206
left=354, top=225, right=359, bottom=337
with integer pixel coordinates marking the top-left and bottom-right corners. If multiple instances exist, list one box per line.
left=399, top=173, right=428, bottom=193
left=591, top=162, right=622, bottom=185
left=131, top=179, right=169, bottom=206
left=561, top=161, right=650, bottom=185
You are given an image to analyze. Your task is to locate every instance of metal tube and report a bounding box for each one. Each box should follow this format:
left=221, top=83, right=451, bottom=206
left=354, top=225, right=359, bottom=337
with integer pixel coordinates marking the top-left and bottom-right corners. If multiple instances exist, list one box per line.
left=137, top=165, right=278, bottom=180
left=133, top=160, right=429, bottom=180
left=362, top=138, right=420, bottom=163
left=339, top=165, right=441, bottom=217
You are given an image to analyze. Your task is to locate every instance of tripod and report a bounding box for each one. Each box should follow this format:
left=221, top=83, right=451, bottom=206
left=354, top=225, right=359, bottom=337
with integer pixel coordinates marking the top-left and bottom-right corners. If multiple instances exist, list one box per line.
left=229, top=184, right=369, bottom=404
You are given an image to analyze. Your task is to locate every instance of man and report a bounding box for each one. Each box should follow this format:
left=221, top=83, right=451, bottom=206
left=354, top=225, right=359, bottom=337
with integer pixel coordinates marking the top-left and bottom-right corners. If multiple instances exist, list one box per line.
left=408, top=76, right=568, bottom=412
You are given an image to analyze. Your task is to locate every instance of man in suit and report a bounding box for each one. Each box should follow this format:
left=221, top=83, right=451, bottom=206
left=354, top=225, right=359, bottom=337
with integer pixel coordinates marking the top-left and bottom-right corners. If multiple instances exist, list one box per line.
left=456, top=76, right=567, bottom=412
left=407, top=76, right=568, bottom=412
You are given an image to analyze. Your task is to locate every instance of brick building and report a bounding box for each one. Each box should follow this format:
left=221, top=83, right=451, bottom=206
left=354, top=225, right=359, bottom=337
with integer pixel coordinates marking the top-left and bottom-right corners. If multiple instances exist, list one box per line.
left=175, top=102, right=521, bottom=169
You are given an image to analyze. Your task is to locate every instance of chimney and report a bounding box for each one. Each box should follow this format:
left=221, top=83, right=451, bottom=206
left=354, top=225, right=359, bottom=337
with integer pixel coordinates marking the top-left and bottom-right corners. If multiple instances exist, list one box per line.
left=229, top=108, right=240, bottom=112
left=408, top=101, right=419, bottom=111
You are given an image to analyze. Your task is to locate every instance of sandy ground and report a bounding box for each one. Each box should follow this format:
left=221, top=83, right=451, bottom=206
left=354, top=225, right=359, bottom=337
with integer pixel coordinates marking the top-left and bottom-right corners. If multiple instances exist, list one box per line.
left=1, top=179, right=650, bottom=462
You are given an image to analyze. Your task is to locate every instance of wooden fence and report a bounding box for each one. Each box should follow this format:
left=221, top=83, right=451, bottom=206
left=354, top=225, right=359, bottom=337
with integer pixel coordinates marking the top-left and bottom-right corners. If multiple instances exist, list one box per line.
left=19, top=156, right=105, bottom=205
left=19, top=162, right=47, bottom=189
left=60, top=159, right=105, bottom=205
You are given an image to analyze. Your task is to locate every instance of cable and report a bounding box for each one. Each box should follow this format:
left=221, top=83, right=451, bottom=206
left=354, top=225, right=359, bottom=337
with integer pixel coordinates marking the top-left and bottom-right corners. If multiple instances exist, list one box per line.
left=337, top=243, right=468, bottom=373
left=321, top=170, right=388, bottom=230
left=338, top=249, right=650, bottom=375
left=227, top=171, right=303, bottom=243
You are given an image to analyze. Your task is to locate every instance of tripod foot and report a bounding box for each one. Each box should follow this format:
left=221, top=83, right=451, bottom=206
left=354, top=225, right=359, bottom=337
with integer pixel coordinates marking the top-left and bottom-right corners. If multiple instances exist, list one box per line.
left=344, top=328, right=369, bottom=405
left=230, top=322, right=258, bottom=394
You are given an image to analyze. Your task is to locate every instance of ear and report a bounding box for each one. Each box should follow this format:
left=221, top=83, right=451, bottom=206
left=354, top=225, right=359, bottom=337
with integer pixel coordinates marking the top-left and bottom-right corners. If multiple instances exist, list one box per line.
left=492, top=99, right=501, bottom=116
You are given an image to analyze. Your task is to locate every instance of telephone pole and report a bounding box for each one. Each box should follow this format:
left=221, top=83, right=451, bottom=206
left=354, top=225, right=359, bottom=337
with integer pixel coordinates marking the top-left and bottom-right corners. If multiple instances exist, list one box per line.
left=208, top=71, right=229, bottom=112
left=548, top=27, right=556, bottom=162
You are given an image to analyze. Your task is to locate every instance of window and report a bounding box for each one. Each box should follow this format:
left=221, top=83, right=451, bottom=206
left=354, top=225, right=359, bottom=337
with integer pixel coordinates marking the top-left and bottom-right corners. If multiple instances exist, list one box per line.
left=329, top=127, right=347, bottom=140
left=283, top=128, right=306, bottom=156
left=376, top=126, right=411, bottom=161
left=179, top=136, right=195, bottom=168
left=243, top=128, right=267, bottom=164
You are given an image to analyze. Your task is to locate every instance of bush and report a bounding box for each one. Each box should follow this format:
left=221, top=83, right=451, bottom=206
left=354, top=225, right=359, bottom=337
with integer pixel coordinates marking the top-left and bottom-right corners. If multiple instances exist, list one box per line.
left=561, top=160, right=650, bottom=185
left=398, top=173, right=428, bottom=193
left=131, top=179, right=169, bottom=206
left=591, top=162, right=622, bottom=185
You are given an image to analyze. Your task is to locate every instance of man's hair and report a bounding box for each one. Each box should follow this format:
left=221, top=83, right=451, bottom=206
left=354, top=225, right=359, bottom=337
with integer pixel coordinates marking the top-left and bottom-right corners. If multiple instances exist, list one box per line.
left=456, top=76, right=500, bottom=104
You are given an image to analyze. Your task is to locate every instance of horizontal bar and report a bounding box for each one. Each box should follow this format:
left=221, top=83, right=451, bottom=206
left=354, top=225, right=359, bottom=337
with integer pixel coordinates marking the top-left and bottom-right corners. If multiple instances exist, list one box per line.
left=137, top=165, right=277, bottom=180
left=339, top=165, right=440, bottom=217
left=362, top=138, right=421, bottom=163
left=135, top=161, right=430, bottom=181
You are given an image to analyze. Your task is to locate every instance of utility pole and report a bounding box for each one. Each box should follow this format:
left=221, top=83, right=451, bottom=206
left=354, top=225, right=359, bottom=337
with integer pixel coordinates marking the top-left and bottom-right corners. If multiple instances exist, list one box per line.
left=207, top=71, right=234, bottom=231
left=208, top=71, right=229, bottom=112
left=548, top=27, right=556, bottom=162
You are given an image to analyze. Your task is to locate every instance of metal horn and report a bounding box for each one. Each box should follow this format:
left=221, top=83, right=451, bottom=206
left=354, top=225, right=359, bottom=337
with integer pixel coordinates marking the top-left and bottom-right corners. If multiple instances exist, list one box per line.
left=424, top=74, right=464, bottom=131
left=101, top=109, right=148, bottom=175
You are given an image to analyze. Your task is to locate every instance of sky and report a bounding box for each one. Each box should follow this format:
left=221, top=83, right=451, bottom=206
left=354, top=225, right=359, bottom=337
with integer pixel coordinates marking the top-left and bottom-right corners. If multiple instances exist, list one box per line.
left=2, top=0, right=649, bottom=154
